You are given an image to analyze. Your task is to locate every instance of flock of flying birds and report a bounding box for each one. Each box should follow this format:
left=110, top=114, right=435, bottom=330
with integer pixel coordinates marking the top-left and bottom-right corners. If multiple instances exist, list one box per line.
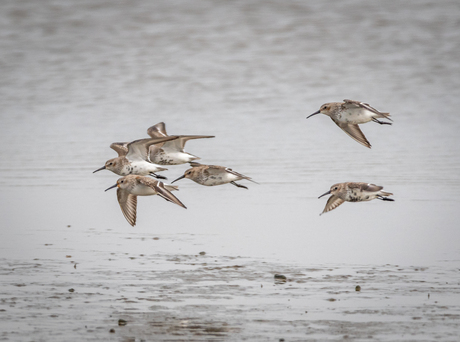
left=93, top=122, right=257, bottom=226
left=94, top=100, right=394, bottom=226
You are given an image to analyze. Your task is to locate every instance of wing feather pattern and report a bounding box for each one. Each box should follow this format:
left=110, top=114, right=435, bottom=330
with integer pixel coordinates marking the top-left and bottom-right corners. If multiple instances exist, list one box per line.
left=110, top=142, right=128, bottom=157
left=147, top=122, right=168, bottom=138
left=224, top=168, right=258, bottom=184
left=175, top=135, right=215, bottom=149
left=336, top=122, right=372, bottom=148
left=117, top=189, right=137, bottom=226
left=321, top=195, right=345, bottom=215
left=127, top=137, right=178, bottom=161
left=361, top=183, right=383, bottom=192
left=343, top=99, right=392, bottom=120
left=138, top=178, right=187, bottom=209
left=147, top=123, right=214, bottom=150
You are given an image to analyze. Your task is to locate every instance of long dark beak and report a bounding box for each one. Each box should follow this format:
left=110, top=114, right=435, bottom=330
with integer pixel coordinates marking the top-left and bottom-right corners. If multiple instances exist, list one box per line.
left=171, top=175, right=185, bottom=184
left=105, top=184, right=118, bottom=192
left=306, top=110, right=321, bottom=119
left=318, top=190, right=331, bottom=199
left=93, top=166, right=106, bottom=173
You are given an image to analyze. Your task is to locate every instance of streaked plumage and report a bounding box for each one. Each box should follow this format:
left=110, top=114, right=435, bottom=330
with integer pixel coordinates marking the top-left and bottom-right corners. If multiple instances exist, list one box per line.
left=307, top=99, right=392, bottom=148
left=105, top=175, right=186, bottom=226
left=171, top=162, right=257, bottom=189
left=93, top=137, right=178, bottom=179
left=147, top=122, right=214, bottom=165
left=318, top=182, right=394, bottom=215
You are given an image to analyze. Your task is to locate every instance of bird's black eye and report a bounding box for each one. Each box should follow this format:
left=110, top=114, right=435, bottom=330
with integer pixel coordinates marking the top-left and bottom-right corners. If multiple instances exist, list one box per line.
left=334, top=187, right=338, bottom=190
left=120, top=180, right=124, bottom=183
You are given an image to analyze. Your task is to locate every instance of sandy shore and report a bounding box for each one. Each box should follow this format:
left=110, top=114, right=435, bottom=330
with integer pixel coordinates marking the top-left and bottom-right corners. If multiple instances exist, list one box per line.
left=1, top=244, right=459, bottom=342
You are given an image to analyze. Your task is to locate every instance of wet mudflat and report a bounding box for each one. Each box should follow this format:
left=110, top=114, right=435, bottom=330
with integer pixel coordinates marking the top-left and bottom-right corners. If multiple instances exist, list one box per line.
left=1, top=230, right=459, bottom=342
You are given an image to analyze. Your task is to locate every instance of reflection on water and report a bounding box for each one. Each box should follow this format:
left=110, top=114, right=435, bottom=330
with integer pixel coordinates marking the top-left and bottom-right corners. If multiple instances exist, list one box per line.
left=0, top=0, right=460, bottom=339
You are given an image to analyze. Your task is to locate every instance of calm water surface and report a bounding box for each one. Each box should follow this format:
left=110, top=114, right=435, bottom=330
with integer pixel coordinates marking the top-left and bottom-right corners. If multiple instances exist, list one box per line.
left=1, top=0, right=459, bottom=276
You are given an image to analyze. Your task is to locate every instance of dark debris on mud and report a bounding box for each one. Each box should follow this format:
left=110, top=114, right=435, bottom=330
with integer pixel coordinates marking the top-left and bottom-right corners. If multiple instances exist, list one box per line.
left=1, top=253, right=460, bottom=341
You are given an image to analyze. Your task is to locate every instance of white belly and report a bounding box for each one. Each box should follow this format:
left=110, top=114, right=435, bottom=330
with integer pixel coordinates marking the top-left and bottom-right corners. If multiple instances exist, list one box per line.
left=151, top=151, right=197, bottom=165
left=345, top=189, right=377, bottom=202
left=123, top=161, right=166, bottom=175
left=199, top=172, right=241, bottom=186
left=337, top=108, right=374, bottom=124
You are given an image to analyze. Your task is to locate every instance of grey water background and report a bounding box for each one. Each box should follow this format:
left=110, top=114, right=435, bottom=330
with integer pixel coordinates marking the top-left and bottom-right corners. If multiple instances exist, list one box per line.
left=1, top=0, right=460, bottom=268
